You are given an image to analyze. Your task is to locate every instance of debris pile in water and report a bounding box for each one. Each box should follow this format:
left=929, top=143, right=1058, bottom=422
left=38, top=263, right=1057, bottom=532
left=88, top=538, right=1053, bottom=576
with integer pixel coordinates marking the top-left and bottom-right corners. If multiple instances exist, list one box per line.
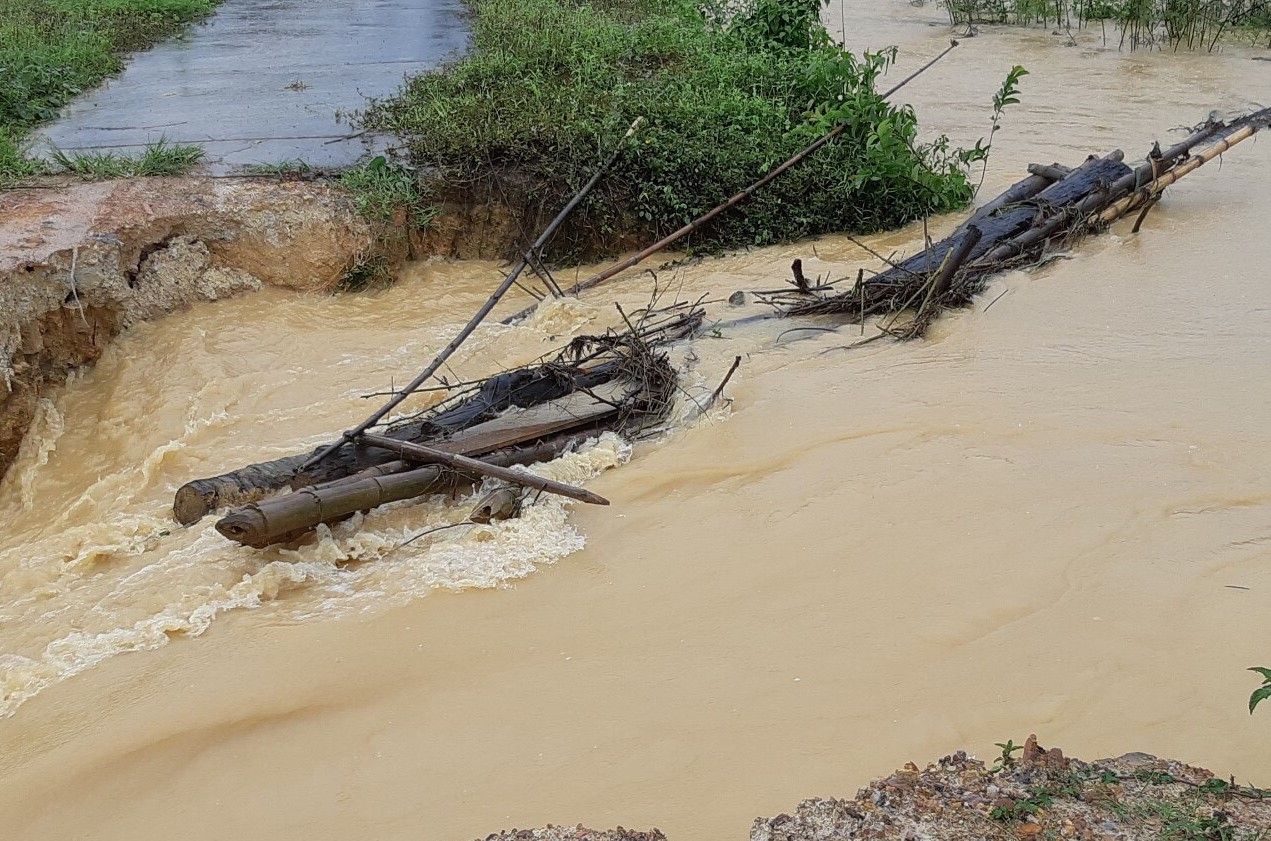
left=475, top=738, right=1271, bottom=840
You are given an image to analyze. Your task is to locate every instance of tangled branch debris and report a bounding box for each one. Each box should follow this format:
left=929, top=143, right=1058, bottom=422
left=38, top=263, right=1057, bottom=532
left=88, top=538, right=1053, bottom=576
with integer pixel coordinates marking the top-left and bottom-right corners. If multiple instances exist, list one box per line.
left=178, top=306, right=701, bottom=546
left=785, top=106, right=1271, bottom=338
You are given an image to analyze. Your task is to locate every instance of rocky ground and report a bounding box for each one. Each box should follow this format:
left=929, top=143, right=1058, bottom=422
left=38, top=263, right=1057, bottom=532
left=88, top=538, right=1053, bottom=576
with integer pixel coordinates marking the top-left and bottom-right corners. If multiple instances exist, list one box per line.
left=483, top=738, right=1271, bottom=841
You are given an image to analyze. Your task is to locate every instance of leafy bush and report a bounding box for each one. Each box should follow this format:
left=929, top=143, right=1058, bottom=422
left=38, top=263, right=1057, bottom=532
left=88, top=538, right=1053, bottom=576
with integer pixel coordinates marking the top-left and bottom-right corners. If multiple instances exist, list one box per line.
left=362, top=0, right=981, bottom=256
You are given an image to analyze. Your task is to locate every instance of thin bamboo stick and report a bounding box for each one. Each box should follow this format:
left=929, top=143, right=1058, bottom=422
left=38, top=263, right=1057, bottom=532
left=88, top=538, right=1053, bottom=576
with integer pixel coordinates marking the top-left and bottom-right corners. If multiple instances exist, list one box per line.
left=360, top=432, right=609, bottom=506
left=1098, top=123, right=1259, bottom=223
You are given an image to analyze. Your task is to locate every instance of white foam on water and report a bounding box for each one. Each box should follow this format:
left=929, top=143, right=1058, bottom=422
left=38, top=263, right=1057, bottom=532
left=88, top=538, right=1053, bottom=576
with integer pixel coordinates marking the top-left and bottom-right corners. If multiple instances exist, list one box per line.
left=0, top=434, right=631, bottom=718
left=13, top=399, right=64, bottom=510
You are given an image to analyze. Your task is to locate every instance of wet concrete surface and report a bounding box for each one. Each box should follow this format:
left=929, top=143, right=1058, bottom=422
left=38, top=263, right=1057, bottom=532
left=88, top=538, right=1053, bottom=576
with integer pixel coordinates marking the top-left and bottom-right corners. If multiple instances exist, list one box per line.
left=35, top=0, right=469, bottom=172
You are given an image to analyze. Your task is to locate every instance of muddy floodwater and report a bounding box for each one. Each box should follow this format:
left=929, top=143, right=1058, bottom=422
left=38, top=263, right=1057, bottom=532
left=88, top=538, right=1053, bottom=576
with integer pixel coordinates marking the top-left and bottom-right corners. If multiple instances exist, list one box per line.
left=3, top=3, right=1271, bottom=839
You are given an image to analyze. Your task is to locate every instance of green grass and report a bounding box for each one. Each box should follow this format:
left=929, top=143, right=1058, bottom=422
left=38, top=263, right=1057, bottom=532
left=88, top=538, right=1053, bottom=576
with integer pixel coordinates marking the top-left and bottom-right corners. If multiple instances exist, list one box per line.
left=0, top=0, right=220, bottom=183
left=242, top=158, right=316, bottom=177
left=360, top=0, right=982, bottom=257
left=339, top=155, right=438, bottom=226
left=48, top=137, right=204, bottom=178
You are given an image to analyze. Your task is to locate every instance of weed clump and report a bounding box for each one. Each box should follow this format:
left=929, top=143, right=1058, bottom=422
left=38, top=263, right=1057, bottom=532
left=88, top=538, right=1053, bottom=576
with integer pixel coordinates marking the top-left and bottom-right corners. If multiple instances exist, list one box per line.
left=49, top=138, right=204, bottom=179
left=361, top=0, right=980, bottom=257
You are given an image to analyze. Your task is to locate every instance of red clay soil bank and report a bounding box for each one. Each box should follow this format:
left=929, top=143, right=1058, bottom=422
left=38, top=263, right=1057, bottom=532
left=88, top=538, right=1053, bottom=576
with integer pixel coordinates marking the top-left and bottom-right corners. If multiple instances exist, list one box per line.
left=0, top=176, right=379, bottom=479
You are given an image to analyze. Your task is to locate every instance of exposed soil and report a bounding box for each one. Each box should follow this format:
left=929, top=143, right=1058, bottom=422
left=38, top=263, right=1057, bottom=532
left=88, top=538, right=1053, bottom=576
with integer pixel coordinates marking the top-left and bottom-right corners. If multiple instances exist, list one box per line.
left=0, top=176, right=381, bottom=478
left=490, top=739, right=1271, bottom=840
left=417, top=171, right=647, bottom=263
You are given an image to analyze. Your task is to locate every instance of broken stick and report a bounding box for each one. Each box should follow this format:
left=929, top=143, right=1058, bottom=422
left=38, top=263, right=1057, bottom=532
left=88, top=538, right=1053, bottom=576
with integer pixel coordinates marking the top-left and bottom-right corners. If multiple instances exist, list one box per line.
left=359, top=432, right=610, bottom=506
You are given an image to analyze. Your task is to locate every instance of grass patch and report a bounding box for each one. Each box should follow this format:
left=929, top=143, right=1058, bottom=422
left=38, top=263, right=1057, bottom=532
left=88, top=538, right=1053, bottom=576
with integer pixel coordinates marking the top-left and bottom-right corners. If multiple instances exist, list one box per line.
left=0, top=0, right=220, bottom=183
left=243, top=158, right=316, bottom=177
left=339, top=155, right=438, bottom=226
left=916, top=0, right=1271, bottom=50
left=49, top=138, right=204, bottom=178
left=360, top=0, right=985, bottom=256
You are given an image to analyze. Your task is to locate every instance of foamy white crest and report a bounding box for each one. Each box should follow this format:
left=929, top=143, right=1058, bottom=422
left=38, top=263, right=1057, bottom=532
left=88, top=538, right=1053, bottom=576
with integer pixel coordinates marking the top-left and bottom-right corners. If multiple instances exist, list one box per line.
left=14, top=399, right=64, bottom=510
left=0, top=434, right=630, bottom=718
left=523, top=296, right=602, bottom=335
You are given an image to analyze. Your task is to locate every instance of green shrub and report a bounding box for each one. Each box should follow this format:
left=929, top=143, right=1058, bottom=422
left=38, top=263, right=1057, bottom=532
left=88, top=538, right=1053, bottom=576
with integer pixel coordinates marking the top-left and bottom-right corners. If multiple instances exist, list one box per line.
left=361, top=0, right=980, bottom=256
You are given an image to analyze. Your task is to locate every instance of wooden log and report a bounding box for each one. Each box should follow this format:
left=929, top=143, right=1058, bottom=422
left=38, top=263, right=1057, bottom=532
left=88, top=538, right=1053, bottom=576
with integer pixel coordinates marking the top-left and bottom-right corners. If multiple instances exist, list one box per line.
left=359, top=432, right=610, bottom=506
left=215, top=432, right=597, bottom=548
left=1026, top=162, right=1072, bottom=181
left=972, top=153, right=1133, bottom=267
left=173, top=362, right=621, bottom=525
left=876, top=155, right=1128, bottom=286
left=216, top=466, right=446, bottom=548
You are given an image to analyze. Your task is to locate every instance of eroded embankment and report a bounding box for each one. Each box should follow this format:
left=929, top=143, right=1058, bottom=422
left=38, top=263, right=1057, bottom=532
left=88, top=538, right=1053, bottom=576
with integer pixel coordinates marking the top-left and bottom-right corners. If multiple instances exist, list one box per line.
left=0, top=177, right=383, bottom=478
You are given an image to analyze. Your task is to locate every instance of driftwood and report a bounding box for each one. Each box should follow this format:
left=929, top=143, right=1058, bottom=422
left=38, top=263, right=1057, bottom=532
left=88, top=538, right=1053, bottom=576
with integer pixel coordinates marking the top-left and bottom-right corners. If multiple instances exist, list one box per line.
left=180, top=306, right=698, bottom=548
left=359, top=432, right=610, bottom=506
left=785, top=106, right=1271, bottom=333
left=175, top=308, right=700, bottom=526
left=215, top=433, right=593, bottom=548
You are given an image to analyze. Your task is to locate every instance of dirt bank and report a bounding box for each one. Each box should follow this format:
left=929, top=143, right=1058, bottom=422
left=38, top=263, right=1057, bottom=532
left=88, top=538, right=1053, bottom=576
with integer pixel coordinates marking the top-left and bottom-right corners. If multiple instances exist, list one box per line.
left=0, top=176, right=381, bottom=478
left=494, top=739, right=1271, bottom=840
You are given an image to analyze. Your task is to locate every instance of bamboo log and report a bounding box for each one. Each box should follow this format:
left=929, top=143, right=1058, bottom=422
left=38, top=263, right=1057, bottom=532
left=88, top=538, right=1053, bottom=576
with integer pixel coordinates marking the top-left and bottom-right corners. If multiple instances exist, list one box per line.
left=469, top=488, right=521, bottom=523
left=216, top=466, right=446, bottom=548
left=360, top=432, right=610, bottom=506
left=1026, top=163, right=1072, bottom=180
left=1097, top=122, right=1261, bottom=223
left=173, top=363, right=621, bottom=525
left=215, top=433, right=595, bottom=548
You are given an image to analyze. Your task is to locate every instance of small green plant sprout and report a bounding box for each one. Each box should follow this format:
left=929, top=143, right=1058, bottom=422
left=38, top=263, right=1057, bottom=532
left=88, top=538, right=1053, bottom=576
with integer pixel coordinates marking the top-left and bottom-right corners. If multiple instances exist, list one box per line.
left=1249, top=666, right=1271, bottom=713
left=1198, top=777, right=1231, bottom=796
left=1133, top=767, right=1176, bottom=785
left=990, top=739, right=1024, bottom=772
left=989, top=790, right=1052, bottom=822
left=339, top=155, right=436, bottom=227
left=965, top=64, right=1028, bottom=195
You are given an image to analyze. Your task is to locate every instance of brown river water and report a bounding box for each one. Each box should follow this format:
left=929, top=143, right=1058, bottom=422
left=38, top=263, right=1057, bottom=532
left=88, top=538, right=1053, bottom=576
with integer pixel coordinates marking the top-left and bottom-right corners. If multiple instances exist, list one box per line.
left=2, top=3, right=1270, bottom=839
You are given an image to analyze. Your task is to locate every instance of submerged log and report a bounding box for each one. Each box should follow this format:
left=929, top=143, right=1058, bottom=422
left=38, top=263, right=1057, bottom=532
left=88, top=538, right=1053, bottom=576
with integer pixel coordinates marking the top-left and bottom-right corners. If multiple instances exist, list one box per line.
left=359, top=432, right=610, bottom=506
left=176, top=308, right=700, bottom=526
left=173, top=363, right=620, bottom=525
left=216, top=466, right=445, bottom=548
left=789, top=154, right=1132, bottom=322
left=215, top=432, right=596, bottom=548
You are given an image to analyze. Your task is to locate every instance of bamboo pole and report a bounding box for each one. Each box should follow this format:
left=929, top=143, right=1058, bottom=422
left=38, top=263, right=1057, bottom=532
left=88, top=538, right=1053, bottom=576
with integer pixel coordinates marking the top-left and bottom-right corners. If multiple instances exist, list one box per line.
left=215, top=433, right=596, bottom=548
left=302, top=117, right=645, bottom=471
left=360, top=432, right=609, bottom=506
left=501, top=40, right=962, bottom=324
left=1098, top=123, right=1260, bottom=223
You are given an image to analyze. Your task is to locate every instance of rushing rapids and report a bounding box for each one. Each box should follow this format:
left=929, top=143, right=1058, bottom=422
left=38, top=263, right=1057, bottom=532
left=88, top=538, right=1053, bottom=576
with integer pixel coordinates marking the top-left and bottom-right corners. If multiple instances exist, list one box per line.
left=2, top=2, right=1271, bottom=839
